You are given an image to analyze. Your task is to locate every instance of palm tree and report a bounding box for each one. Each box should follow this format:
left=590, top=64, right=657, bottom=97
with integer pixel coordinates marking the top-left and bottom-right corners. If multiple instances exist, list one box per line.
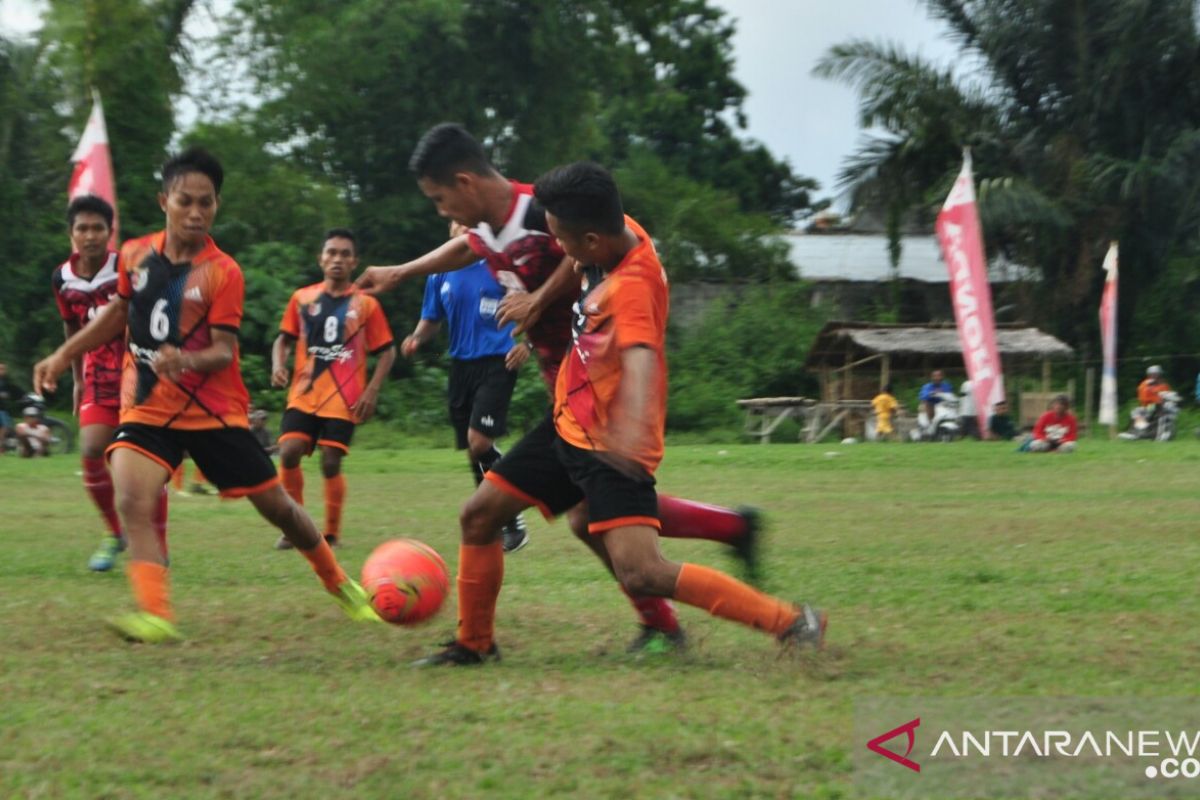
left=815, top=0, right=1200, bottom=347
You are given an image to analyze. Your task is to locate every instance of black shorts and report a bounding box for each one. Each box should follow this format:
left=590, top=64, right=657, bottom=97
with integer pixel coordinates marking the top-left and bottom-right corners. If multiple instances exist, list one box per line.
left=279, top=409, right=356, bottom=454
left=487, top=414, right=659, bottom=534
left=449, top=356, right=517, bottom=449
left=106, top=423, right=278, bottom=498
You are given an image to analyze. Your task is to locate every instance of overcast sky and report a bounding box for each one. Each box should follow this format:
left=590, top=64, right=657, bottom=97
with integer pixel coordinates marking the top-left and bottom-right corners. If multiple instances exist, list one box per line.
left=1, top=0, right=957, bottom=200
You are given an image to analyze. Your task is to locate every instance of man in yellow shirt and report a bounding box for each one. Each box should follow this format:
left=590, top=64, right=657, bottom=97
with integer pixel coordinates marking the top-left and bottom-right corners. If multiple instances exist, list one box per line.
left=872, top=383, right=900, bottom=441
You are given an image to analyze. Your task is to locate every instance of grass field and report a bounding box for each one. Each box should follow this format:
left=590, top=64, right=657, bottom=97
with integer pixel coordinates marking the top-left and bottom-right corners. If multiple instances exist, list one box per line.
left=3, top=439, right=1199, bottom=799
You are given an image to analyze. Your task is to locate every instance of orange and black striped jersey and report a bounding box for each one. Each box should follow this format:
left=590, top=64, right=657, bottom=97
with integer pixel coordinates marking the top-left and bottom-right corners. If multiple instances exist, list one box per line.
left=279, top=284, right=393, bottom=421
left=116, top=232, right=250, bottom=430
left=554, top=217, right=668, bottom=475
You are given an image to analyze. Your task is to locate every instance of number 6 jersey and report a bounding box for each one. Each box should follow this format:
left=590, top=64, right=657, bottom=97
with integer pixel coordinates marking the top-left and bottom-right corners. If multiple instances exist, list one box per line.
left=278, top=283, right=394, bottom=421
left=116, top=231, right=250, bottom=430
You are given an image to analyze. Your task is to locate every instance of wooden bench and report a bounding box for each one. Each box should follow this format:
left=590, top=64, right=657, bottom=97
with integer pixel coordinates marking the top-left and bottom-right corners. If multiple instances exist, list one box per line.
left=736, top=397, right=815, bottom=443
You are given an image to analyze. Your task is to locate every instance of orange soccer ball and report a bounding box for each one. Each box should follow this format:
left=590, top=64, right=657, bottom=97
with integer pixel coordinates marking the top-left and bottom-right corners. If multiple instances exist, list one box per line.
left=360, top=539, right=449, bottom=625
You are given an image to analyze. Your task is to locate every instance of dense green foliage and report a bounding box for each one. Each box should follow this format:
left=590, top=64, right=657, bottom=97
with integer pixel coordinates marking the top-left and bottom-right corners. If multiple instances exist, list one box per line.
left=0, top=0, right=814, bottom=433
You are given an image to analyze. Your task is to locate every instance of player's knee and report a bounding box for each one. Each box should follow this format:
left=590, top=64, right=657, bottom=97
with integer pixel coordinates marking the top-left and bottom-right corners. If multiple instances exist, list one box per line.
left=80, top=440, right=107, bottom=460
left=319, top=451, right=342, bottom=478
left=612, top=556, right=672, bottom=597
left=115, top=488, right=155, bottom=524
left=466, top=431, right=493, bottom=461
left=459, top=495, right=501, bottom=545
left=279, top=441, right=305, bottom=468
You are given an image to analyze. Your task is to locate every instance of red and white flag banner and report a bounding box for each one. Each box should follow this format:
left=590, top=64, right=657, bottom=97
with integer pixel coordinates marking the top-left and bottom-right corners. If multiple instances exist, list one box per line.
left=1097, top=242, right=1119, bottom=426
left=936, top=150, right=1005, bottom=433
left=68, top=89, right=119, bottom=247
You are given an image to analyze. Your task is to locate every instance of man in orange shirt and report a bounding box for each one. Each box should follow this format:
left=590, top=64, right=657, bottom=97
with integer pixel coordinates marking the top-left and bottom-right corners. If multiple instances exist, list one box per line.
left=1137, top=365, right=1172, bottom=407
left=33, top=147, right=378, bottom=642
left=415, top=162, right=826, bottom=666
left=271, top=228, right=395, bottom=550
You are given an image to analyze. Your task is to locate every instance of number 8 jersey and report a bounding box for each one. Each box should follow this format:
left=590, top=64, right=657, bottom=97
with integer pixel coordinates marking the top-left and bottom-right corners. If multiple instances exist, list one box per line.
left=278, top=283, right=393, bottom=421
left=116, top=231, right=251, bottom=429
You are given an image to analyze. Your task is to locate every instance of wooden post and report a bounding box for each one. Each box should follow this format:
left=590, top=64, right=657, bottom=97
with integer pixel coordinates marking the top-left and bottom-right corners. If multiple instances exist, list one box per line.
left=1041, top=360, right=1051, bottom=393
left=881, top=354, right=891, bottom=390
left=1084, top=367, right=1095, bottom=437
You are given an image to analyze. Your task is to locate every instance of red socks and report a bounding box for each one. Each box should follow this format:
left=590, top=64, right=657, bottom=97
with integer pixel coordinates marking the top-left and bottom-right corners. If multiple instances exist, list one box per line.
left=657, top=495, right=747, bottom=544
left=622, top=587, right=680, bottom=633
left=82, top=456, right=121, bottom=537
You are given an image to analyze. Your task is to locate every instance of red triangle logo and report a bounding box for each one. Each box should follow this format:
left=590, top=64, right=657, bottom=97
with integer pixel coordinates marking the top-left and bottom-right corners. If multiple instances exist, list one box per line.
left=867, top=717, right=921, bottom=773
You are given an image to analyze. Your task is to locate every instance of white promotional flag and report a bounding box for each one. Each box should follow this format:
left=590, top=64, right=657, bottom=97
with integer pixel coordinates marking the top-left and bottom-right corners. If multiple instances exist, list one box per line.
left=1097, top=242, right=1119, bottom=426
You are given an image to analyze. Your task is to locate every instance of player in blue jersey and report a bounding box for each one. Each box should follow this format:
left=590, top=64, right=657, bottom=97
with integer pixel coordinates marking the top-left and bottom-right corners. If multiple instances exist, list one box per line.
left=403, top=225, right=531, bottom=553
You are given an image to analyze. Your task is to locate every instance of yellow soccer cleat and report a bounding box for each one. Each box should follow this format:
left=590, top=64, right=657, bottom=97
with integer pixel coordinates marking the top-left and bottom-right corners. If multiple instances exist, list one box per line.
left=333, top=579, right=383, bottom=623
left=106, top=611, right=183, bottom=644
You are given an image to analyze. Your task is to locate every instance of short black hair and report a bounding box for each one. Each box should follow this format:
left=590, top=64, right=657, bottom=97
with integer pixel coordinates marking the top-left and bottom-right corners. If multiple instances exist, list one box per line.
left=409, top=123, right=494, bottom=185
left=161, top=146, right=224, bottom=195
left=882, top=383, right=893, bottom=394
left=533, top=162, right=625, bottom=236
left=67, top=195, right=114, bottom=229
left=322, top=227, right=357, bottom=255
left=1053, top=393, right=1071, bottom=408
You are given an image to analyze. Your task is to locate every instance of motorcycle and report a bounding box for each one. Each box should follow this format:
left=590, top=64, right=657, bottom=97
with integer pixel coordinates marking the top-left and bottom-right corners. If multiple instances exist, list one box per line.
left=1118, top=391, right=1180, bottom=442
left=2, top=393, right=74, bottom=455
left=910, top=391, right=960, bottom=442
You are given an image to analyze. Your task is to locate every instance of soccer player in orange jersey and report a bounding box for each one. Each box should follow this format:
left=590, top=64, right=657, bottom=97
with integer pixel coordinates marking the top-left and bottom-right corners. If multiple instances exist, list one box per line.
left=414, top=162, right=826, bottom=666
left=360, top=124, right=765, bottom=653
left=270, top=228, right=396, bottom=550
left=33, top=147, right=379, bottom=642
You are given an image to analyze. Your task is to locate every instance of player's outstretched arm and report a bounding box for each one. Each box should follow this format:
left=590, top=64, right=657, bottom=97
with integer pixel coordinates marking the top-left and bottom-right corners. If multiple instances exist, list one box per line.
left=34, top=298, right=129, bottom=395
left=271, top=333, right=295, bottom=387
left=401, top=319, right=442, bottom=358
left=498, top=254, right=580, bottom=335
left=357, top=235, right=476, bottom=296
left=353, top=344, right=396, bottom=422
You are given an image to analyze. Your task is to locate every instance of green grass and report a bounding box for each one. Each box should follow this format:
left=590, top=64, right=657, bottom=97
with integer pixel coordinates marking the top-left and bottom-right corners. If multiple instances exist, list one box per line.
left=2, top=440, right=1199, bottom=799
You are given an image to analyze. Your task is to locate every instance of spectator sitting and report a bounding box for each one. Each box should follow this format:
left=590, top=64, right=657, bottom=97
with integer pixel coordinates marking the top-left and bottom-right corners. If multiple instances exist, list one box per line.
left=1029, top=394, right=1078, bottom=453
left=871, top=383, right=900, bottom=441
left=988, top=400, right=1018, bottom=441
left=918, top=369, right=954, bottom=422
left=1137, top=365, right=1172, bottom=410
left=14, top=406, right=52, bottom=458
left=958, top=380, right=982, bottom=440
left=250, top=408, right=279, bottom=456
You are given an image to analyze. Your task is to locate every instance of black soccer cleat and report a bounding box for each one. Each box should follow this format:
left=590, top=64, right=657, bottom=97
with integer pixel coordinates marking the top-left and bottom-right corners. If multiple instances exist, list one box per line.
left=501, top=515, right=529, bottom=554
left=778, top=603, right=827, bottom=651
left=411, top=639, right=501, bottom=668
left=731, top=506, right=762, bottom=585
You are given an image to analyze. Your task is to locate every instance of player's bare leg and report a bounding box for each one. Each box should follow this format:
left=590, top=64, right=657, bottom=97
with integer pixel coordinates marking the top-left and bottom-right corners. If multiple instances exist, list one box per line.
left=601, top=524, right=825, bottom=650
left=106, top=448, right=179, bottom=642
left=413, top=480, right=528, bottom=666
left=273, top=437, right=308, bottom=550
left=248, top=485, right=379, bottom=622
left=566, top=504, right=683, bottom=653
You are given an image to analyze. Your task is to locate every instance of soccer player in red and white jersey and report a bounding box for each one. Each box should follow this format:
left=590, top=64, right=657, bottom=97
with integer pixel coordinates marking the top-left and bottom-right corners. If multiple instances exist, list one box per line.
left=34, top=148, right=378, bottom=643
left=53, top=195, right=167, bottom=572
left=359, top=124, right=762, bottom=653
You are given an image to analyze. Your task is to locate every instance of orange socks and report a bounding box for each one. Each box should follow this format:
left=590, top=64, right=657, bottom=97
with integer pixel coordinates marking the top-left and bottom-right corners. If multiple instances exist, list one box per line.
left=324, top=474, right=346, bottom=538
left=456, top=541, right=504, bottom=652
left=299, top=537, right=347, bottom=593
left=127, top=560, right=172, bottom=620
left=281, top=465, right=304, bottom=505
left=673, top=563, right=798, bottom=636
